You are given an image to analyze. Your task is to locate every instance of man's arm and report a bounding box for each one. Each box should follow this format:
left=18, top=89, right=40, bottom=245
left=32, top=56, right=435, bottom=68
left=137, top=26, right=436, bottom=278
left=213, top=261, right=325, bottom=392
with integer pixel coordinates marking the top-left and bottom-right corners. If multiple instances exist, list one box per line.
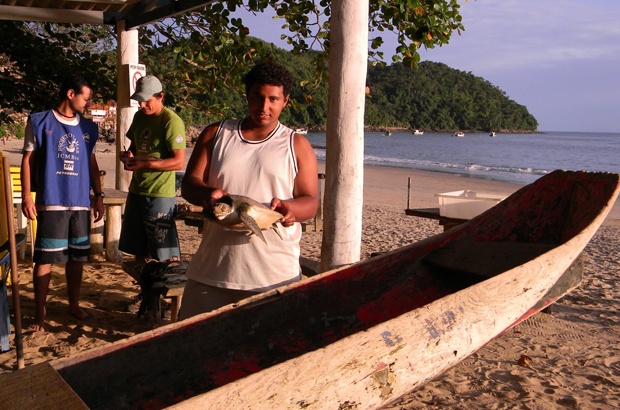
left=123, top=148, right=185, bottom=172
left=181, top=122, right=226, bottom=208
left=270, top=133, right=319, bottom=227
left=20, top=150, right=37, bottom=220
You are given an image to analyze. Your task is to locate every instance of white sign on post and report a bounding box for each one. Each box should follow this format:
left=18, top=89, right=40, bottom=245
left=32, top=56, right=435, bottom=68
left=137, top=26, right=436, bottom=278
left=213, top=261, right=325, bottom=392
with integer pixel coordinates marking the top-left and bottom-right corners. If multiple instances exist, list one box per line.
left=128, top=64, right=146, bottom=107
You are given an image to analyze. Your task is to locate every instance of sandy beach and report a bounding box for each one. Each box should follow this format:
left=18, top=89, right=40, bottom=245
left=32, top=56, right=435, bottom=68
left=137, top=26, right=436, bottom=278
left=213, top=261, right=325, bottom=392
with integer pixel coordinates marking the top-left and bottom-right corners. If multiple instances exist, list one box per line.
left=1, top=138, right=619, bottom=409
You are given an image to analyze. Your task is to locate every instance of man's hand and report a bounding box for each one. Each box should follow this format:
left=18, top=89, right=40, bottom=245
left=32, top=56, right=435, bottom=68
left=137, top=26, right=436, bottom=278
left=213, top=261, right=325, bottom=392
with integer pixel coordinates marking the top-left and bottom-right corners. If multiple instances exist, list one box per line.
left=93, top=197, right=104, bottom=222
left=22, top=195, right=37, bottom=220
left=120, top=150, right=134, bottom=171
left=270, top=198, right=295, bottom=227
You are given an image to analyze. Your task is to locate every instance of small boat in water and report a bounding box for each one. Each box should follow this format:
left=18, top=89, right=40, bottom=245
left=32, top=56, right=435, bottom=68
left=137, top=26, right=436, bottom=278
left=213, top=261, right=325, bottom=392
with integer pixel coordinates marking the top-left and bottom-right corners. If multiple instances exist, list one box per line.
left=384, top=130, right=392, bottom=136
left=454, top=131, right=465, bottom=137
left=490, top=132, right=497, bottom=137
left=7, top=171, right=619, bottom=410
left=294, top=128, right=308, bottom=135
left=413, top=129, right=424, bottom=135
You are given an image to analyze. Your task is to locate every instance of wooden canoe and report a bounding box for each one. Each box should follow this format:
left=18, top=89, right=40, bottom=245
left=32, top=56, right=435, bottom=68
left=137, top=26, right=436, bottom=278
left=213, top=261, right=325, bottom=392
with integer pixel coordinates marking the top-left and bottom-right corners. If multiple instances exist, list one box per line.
left=32, top=171, right=620, bottom=409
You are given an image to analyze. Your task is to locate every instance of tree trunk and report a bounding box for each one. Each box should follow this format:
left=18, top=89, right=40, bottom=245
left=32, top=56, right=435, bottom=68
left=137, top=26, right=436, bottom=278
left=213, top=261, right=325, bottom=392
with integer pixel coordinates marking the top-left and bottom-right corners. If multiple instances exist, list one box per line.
left=320, top=0, right=369, bottom=271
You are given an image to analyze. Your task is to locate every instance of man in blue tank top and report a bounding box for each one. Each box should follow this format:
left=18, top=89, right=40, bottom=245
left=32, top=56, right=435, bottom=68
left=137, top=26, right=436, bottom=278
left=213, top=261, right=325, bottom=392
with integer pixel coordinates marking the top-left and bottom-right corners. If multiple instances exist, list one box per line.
left=21, top=76, right=104, bottom=332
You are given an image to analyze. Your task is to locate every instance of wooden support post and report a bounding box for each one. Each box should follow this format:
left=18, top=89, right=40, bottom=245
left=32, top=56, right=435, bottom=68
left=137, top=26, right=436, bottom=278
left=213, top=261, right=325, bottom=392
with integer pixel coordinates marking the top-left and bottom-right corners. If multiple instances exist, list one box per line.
left=407, top=176, right=411, bottom=209
left=89, top=171, right=106, bottom=258
left=315, top=173, right=325, bottom=231
left=105, top=205, right=123, bottom=263
left=89, top=211, right=104, bottom=257
left=321, top=0, right=369, bottom=270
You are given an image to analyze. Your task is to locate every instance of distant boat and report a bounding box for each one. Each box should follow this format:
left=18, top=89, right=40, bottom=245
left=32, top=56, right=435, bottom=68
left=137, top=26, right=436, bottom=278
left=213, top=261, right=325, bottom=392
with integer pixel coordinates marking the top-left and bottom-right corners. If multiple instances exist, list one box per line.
left=294, top=128, right=308, bottom=135
left=413, top=129, right=424, bottom=135
left=454, top=131, right=465, bottom=137
left=384, top=131, right=392, bottom=136
left=489, top=132, right=497, bottom=137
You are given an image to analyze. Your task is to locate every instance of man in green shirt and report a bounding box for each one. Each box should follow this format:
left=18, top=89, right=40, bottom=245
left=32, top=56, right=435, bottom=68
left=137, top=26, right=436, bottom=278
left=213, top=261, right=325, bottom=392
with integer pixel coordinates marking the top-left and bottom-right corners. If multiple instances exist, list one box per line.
left=119, top=75, right=186, bottom=268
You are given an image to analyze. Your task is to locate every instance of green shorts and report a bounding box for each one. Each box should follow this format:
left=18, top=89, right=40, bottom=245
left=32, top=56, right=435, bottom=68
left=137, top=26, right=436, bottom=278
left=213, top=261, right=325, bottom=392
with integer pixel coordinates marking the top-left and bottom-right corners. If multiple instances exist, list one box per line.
left=34, top=210, right=90, bottom=264
left=119, top=193, right=180, bottom=261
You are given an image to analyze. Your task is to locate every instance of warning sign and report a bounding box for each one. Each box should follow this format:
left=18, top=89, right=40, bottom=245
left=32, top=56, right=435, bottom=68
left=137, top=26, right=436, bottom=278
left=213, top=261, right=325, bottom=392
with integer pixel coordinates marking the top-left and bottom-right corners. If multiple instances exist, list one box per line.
left=128, top=64, right=146, bottom=107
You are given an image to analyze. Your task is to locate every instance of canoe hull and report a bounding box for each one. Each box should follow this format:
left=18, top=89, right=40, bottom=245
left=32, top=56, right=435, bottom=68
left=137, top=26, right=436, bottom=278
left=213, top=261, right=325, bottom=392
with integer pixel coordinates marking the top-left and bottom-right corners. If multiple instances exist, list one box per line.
left=44, top=170, right=618, bottom=409
left=176, top=242, right=586, bottom=410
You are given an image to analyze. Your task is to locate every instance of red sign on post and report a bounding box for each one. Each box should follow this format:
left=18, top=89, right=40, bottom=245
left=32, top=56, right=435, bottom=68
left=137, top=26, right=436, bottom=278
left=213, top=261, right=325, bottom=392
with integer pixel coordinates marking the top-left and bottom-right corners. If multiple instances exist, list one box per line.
left=128, top=64, right=146, bottom=107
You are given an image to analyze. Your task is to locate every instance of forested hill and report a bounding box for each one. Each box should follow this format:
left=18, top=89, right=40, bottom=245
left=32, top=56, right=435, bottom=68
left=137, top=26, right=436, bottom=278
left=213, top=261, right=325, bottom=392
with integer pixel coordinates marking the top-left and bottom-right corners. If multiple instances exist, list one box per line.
left=363, top=62, right=538, bottom=132
left=271, top=60, right=538, bottom=133
left=150, top=41, right=538, bottom=133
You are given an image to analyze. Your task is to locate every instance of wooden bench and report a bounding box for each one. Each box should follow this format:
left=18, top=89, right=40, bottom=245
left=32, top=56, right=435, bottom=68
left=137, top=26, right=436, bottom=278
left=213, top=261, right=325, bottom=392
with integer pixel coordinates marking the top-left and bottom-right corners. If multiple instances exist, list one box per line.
left=121, top=261, right=185, bottom=322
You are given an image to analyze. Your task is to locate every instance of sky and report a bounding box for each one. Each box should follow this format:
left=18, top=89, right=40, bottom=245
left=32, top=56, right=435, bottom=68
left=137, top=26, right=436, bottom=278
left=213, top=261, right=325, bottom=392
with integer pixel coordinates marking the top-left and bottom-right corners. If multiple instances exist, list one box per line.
left=236, top=0, right=620, bottom=133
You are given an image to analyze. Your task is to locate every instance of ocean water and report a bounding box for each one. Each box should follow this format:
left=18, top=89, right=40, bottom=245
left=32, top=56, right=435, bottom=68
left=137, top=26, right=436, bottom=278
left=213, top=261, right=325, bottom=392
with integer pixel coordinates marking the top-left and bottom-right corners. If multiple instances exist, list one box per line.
left=306, top=131, right=620, bottom=185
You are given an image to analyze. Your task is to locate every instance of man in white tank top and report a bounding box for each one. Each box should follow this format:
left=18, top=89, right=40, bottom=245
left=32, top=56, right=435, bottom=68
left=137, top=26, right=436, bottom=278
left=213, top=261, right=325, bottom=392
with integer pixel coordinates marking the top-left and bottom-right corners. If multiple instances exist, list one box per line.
left=179, top=62, right=319, bottom=319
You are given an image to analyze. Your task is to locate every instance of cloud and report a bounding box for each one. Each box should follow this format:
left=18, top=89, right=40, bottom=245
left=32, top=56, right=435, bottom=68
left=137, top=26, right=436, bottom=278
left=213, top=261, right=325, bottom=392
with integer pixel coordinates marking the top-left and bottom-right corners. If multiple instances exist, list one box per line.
left=424, top=0, right=620, bottom=71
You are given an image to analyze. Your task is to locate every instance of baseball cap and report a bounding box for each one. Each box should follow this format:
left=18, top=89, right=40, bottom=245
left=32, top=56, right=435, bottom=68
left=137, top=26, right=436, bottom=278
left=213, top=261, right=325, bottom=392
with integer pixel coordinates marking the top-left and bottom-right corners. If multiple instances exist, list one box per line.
left=131, top=75, right=163, bottom=102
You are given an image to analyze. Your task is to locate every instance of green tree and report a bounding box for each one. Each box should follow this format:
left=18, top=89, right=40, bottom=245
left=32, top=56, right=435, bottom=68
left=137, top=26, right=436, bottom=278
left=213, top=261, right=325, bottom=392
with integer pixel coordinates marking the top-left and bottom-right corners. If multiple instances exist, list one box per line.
left=1, top=1, right=464, bottom=123
left=136, top=0, right=463, bottom=115
left=0, top=21, right=116, bottom=123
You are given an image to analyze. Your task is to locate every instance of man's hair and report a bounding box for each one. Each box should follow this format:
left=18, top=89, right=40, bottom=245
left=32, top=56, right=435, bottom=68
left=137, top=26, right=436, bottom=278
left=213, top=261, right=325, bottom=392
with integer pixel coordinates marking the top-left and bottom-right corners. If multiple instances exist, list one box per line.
left=58, top=76, right=92, bottom=102
left=244, top=61, right=293, bottom=96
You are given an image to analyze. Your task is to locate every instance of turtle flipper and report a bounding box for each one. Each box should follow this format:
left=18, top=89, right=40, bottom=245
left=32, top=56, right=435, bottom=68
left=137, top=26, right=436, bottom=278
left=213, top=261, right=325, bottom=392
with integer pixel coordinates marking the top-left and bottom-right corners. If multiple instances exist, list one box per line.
left=239, top=212, right=267, bottom=243
left=272, top=223, right=283, bottom=240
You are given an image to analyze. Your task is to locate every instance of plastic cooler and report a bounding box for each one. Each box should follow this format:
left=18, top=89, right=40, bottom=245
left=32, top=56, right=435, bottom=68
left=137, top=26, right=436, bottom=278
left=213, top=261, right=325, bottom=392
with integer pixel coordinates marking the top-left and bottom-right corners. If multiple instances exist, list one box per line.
left=435, top=190, right=505, bottom=220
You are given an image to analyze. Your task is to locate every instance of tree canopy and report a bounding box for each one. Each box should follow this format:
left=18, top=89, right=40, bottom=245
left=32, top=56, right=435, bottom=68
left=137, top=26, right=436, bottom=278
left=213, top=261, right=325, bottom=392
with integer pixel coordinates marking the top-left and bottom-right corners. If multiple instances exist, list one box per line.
left=1, top=0, right=464, bottom=123
left=0, top=19, right=538, bottom=133
left=0, top=21, right=116, bottom=123
left=1, top=1, right=537, bottom=133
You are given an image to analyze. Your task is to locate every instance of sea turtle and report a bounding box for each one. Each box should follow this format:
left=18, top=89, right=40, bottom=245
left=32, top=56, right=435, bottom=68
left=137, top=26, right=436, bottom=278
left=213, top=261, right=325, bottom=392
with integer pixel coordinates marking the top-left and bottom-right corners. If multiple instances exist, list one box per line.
left=208, top=194, right=284, bottom=244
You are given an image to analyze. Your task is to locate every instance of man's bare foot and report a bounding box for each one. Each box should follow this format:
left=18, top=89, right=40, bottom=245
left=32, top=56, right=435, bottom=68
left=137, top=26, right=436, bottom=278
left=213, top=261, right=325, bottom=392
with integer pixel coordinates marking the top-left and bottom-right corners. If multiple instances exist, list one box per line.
left=28, top=322, right=47, bottom=332
left=69, top=306, right=91, bottom=320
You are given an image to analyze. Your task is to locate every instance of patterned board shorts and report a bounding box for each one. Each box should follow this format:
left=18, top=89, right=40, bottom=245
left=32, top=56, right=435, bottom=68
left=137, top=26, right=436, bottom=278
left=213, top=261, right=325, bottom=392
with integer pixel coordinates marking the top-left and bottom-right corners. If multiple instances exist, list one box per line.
left=119, top=192, right=180, bottom=261
left=34, top=210, right=90, bottom=264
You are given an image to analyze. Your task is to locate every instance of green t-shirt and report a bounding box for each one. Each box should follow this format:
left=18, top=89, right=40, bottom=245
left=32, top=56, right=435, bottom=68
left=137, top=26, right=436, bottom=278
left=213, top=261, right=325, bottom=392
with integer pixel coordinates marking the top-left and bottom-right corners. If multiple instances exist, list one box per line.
left=126, top=106, right=185, bottom=197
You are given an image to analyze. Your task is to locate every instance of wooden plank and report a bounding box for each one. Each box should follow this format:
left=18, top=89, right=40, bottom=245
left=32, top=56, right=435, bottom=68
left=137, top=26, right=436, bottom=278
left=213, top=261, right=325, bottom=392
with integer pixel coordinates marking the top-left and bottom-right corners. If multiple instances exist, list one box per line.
left=0, top=362, right=87, bottom=410
left=1, top=154, right=24, bottom=368
left=405, top=207, right=468, bottom=231
left=404, top=207, right=442, bottom=220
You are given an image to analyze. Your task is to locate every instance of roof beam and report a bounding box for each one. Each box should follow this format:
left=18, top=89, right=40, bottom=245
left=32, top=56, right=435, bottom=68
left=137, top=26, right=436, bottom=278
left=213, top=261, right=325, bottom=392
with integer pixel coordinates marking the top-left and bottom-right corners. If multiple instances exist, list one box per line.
left=0, top=5, right=105, bottom=24
left=120, top=0, right=214, bottom=29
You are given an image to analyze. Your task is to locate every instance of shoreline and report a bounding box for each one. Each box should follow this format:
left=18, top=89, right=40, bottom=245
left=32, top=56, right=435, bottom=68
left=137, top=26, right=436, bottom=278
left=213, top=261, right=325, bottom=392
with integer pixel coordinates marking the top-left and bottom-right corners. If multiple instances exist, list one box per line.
left=2, top=139, right=618, bottom=225
left=316, top=160, right=620, bottom=226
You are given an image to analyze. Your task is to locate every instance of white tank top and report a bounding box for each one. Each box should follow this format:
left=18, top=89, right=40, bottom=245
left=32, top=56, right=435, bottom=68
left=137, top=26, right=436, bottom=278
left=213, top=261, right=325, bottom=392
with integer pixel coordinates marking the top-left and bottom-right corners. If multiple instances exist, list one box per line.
left=185, top=119, right=302, bottom=291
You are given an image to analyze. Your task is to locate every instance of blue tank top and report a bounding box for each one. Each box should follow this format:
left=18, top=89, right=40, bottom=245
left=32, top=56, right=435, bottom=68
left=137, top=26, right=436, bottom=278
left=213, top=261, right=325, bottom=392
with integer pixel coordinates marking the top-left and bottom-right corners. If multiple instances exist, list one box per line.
left=29, top=110, right=98, bottom=209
